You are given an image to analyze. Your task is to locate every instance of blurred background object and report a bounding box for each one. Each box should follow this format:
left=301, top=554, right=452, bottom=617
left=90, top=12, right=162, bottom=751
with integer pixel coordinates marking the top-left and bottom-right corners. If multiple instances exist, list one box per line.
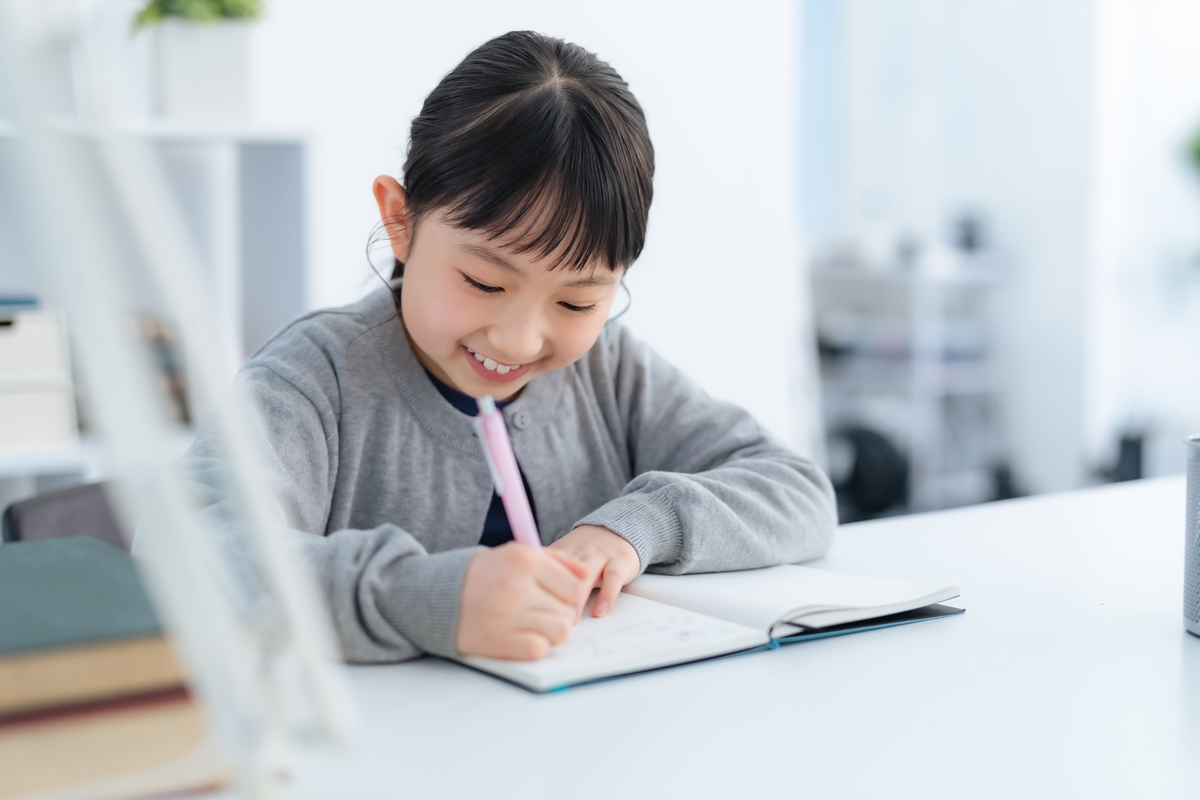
left=134, top=0, right=264, bottom=122
left=0, top=0, right=304, bottom=514
left=1, top=0, right=1198, bottom=526
left=135, top=316, right=190, bottom=426
left=0, top=304, right=77, bottom=453
left=0, top=0, right=816, bottom=507
left=1, top=0, right=353, bottom=794
left=812, top=212, right=1011, bottom=515
left=2, top=481, right=125, bottom=548
left=802, top=0, right=1200, bottom=517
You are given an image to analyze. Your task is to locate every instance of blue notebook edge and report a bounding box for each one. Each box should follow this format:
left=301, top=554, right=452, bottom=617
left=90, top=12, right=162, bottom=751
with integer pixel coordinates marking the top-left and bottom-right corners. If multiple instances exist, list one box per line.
left=773, top=602, right=965, bottom=645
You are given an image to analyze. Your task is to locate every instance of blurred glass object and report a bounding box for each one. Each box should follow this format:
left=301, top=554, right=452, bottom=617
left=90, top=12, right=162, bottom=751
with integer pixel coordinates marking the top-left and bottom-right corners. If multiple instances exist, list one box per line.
left=0, top=1, right=352, bottom=795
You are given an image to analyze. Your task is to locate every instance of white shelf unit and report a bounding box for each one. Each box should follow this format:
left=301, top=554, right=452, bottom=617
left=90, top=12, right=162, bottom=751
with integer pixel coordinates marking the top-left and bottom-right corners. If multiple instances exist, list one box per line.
left=813, top=264, right=1006, bottom=512
left=143, top=123, right=310, bottom=357
left=0, top=119, right=309, bottom=357
left=0, top=119, right=308, bottom=511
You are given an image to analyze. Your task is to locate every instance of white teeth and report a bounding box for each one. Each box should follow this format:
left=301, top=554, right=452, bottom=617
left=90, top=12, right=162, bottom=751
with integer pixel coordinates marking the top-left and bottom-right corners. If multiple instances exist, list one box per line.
left=468, top=346, right=522, bottom=373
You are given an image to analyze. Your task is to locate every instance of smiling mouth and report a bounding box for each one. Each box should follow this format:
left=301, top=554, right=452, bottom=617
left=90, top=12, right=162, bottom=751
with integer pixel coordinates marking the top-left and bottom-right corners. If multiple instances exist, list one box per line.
left=465, top=346, right=525, bottom=374
left=462, top=346, right=534, bottom=383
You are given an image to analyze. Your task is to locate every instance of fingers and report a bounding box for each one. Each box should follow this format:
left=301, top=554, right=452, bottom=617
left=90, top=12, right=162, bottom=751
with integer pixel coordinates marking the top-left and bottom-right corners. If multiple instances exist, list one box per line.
left=549, top=553, right=602, bottom=623
left=544, top=548, right=607, bottom=621
left=495, top=632, right=550, bottom=661
left=459, top=544, right=590, bottom=662
left=490, top=609, right=576, bottom=661
left=517, top=609, right=575, bottom=646
left=464, top=603, right=577, bottom=662
left=537, top=548, right=593, bottom=610
left=593, top=564, right=627, bottom=618
left=518, top=587, right=577, bottom=620
left=544, top=547, right=592, bottom=581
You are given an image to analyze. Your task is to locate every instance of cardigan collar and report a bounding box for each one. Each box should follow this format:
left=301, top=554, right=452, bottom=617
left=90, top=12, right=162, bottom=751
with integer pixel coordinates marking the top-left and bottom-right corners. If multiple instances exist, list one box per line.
left=360, top=285, right=565, bottom=454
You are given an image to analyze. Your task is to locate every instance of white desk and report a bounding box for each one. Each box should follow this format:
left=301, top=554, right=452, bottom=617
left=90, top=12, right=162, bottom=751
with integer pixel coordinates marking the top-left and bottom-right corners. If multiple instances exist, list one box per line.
left=293, top=477, right=1199, bottom=799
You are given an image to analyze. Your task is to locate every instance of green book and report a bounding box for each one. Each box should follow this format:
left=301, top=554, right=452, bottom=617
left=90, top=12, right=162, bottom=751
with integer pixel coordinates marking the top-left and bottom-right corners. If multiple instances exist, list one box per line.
left=0, top=536, right=185, bottom=716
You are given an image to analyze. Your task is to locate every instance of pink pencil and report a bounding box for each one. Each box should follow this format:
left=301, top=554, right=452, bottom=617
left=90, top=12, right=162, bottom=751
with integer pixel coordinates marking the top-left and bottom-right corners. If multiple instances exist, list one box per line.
left=474, top=395, right=541, bottom=548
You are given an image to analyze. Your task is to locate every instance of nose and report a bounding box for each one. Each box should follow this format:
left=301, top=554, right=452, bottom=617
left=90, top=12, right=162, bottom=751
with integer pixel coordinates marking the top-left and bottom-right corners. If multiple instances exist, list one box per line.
left=487, top=305, right=545, bottom=363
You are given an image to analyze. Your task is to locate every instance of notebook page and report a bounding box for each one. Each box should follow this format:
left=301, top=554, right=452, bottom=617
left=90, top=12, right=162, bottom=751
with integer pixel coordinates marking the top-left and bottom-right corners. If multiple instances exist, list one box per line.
left=458, top=593, right=767, bottom=692
left=625, top=565, right=958, bottom=635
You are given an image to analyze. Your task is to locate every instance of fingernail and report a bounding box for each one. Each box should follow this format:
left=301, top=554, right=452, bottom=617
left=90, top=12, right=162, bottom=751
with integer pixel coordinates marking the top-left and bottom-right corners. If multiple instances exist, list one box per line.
left=594, top=600, right=609, bottom=617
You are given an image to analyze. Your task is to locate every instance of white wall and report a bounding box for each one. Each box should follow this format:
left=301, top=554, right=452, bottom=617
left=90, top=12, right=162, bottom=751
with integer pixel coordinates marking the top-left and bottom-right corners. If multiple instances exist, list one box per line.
left=936, top=0, right=1097, bottom=493
left=248, top=1, right=816, bottom=452
left=1086, top=0, right=1200, bottom=476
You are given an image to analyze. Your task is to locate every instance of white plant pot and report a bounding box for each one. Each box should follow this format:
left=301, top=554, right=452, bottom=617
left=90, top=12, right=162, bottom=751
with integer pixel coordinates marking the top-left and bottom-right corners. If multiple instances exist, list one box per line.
left=153, top=19, right=251, bottom=123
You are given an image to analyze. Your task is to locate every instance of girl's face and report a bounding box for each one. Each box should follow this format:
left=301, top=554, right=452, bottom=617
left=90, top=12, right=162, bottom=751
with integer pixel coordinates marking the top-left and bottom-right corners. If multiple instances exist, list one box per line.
left=374, top=177, right=624, bottom=401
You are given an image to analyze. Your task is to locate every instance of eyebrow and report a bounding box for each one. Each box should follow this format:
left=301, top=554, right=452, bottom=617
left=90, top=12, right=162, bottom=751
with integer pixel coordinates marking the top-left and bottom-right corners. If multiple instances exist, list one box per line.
left=457, top=242, right=617, bottom=288
left=459, top=242, right=523, bottom=274
left=563, top=272, right=617, bottom=288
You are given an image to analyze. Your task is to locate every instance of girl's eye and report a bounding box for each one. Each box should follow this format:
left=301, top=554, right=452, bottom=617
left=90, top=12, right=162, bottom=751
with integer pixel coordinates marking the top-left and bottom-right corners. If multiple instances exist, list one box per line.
left=463, top=275, right=502, bottom=294
left=463, top=273, right=594, bottom=313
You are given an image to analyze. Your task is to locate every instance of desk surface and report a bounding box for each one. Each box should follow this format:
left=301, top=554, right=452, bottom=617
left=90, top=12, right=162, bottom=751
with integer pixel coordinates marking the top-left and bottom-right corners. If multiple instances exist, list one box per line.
left=294, top=477, right=1199, bottom=799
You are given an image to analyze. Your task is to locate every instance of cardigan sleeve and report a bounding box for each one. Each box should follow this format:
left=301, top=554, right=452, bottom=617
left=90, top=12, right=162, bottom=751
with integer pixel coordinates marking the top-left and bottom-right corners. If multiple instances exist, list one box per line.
left=173, top=362, right=478, bottom=664
left=574, top=325, right=837, bottom=575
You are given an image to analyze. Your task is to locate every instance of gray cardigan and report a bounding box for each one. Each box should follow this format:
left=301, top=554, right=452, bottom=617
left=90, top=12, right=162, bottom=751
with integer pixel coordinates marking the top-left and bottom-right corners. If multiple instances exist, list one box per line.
left=179, top=285, right=837, bottom=663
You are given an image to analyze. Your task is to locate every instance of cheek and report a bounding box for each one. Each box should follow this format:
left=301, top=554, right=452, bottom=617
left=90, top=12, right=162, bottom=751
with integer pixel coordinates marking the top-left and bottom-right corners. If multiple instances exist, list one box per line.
left=547, top=315, right=611, bottom=366
left=401, top=270, right=482, bottom=350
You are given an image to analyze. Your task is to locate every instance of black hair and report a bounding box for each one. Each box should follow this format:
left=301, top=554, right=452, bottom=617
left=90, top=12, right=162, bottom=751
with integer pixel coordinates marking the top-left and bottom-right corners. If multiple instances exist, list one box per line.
left=383, top=31, right=654, bottom=279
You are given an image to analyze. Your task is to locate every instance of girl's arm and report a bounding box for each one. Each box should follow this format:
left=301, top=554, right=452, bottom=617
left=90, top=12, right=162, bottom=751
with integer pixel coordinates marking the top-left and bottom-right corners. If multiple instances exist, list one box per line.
left=573, top=324, right=838, bottom=576
left=177, top=364, right=477, bottom=664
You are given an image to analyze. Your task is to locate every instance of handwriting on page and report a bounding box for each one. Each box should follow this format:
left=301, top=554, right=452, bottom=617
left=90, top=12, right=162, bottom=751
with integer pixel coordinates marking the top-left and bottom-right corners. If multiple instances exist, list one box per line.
left=545, top=607, right=738, bottom=662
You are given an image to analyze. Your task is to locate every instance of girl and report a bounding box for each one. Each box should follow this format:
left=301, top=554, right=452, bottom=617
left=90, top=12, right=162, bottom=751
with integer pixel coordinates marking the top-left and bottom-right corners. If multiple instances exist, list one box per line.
left=182, top=31, right=836, bottom=663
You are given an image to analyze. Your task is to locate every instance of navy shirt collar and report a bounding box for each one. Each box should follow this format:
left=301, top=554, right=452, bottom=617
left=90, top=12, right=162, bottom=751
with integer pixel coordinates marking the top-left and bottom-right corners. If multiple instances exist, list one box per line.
left=424, top=369, right=513, bottom=417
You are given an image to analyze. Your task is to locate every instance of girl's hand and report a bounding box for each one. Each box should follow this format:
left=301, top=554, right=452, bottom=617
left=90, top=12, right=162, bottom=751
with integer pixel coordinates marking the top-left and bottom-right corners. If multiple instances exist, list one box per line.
left=457, top=542, right=591, bottom=660
left=549, top=525, right=641, bottom=619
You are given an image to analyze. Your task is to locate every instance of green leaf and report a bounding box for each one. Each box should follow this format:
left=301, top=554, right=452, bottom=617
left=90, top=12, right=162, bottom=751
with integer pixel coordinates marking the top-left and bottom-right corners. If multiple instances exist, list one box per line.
left=131, top=0, right=263, bottom=31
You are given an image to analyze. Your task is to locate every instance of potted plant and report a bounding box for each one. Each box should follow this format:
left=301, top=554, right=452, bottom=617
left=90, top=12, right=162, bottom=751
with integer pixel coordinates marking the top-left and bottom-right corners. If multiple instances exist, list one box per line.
left=133, top=0, right=265, bottom=122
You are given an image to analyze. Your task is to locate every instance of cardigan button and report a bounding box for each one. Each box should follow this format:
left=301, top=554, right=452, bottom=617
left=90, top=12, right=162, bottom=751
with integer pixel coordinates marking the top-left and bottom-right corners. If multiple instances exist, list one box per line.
left=512, top=410, right=532, bottom=430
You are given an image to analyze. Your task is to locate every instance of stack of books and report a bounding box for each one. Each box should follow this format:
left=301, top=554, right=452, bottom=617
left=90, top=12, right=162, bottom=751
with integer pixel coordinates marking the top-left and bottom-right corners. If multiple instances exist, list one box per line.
left=0, top=298, right=78, bottom=452
left=0, top=536, right=226, bottom=799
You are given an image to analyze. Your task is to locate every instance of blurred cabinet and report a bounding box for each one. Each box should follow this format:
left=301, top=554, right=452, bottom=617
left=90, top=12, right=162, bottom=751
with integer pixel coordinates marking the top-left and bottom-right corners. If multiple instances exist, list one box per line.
left=0, top=309, right=77, bottom=452
left=0, top=120, right=309, bottom=358
left=813, top=257, right=1007, bottom=514
left=0, top=120, right=308, bottom=510
left=151, top=126, right=309, bottom=357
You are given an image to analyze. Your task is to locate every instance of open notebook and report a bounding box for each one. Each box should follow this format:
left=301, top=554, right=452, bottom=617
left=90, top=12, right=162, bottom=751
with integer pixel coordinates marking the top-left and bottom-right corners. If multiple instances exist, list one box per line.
left=455, top=565, right=962, bottom=692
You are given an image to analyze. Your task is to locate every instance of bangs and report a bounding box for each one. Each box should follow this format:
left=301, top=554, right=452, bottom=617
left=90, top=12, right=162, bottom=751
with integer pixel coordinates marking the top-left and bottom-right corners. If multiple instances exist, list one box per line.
left=401, top=33, right=654, bottom=272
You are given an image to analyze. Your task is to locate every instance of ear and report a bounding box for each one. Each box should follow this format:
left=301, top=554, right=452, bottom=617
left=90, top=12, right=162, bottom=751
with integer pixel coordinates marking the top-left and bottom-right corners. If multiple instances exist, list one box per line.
left=372, top=176, right=413, bottom=263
